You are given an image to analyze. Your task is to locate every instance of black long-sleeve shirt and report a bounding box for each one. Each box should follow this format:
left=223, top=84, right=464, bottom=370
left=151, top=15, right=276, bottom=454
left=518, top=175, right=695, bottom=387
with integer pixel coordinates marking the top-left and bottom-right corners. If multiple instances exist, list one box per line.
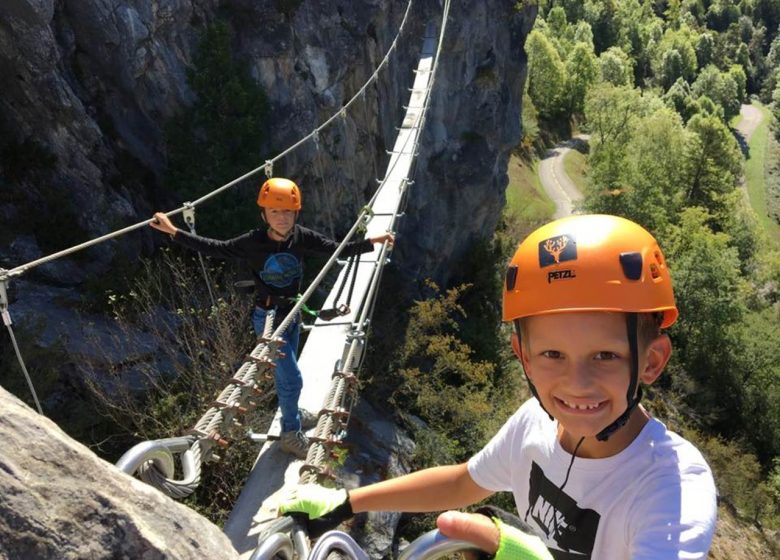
left=173, top=225, right=374, bottom=304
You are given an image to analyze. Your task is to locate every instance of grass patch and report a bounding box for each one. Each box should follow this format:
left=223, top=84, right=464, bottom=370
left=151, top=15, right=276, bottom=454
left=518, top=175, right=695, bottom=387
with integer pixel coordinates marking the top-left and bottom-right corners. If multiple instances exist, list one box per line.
left=563, top=148, right=588, bottom=195
left=743, top=102, right=780, bottom=242
left=505, top=153, right=555, bottom=224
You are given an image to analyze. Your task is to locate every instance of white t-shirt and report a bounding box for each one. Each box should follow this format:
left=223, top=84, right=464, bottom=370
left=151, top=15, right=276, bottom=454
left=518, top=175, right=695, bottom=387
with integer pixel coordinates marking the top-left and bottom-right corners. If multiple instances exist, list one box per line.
left=467, top=399, right=717, bottom=560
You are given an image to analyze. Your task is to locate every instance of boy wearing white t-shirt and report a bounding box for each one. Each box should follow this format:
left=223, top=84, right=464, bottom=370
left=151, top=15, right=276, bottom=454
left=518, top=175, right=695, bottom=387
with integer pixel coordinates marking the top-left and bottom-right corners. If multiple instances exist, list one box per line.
left=279, top=215, right=717, bottom=559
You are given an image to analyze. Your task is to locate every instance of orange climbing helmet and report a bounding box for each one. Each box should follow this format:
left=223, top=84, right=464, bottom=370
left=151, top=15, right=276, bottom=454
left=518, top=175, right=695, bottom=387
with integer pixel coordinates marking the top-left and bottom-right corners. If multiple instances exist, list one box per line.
left=257, top=177, right=302, bottom=210
left=503, top=214, right=678, bottom=328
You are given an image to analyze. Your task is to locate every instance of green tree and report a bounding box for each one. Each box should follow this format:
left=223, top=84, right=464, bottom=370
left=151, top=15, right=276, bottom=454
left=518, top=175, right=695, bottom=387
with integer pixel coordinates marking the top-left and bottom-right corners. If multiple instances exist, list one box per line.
left=665, top=208, right=747, bottom=434
left=549, top=0, right=586, bottom=22
left=584, top=0, right=621, bottom=53
left=654, top=27, right=698, bottom=88
left=737, top=309, right=780, bottom=464
left=735, top=41, right=752, bottom=72
left=520, top=92, right=541, bottom=153
left=695, top=32, right=715, bottom=68
left=715, top=191, right=762, bottom=270
left=692, top=94, right=722, bottom=119
left=760, top=34, right=780, bottom=100
left=525, top=29, right=568, bottom=119
left=565, top=42, right=599, bottom=115
left=582, top=103, right=691, bottom=233
left=390, top=283, right=498, bottom=459
left=728, top=64, right=748, bottom=105
left=681, top=0, right=707, bottom=24
left=164, top=22, right=270, bottom=238
left=572, top=20, right=595, bottom=51
left=773, top=77, right=780, bottom=128
left=663, top=77, right=700, bottom=121
left=746, top=23, right=766, bottom=94
left=706, top=0, right=742, bottom=31
left=693, top=433, right=777, bottom=524
left=547, top=5, right=568, bottom=37
left=691, top=64, right=742, bottom=121
left=621, top=108, right=689, bottom=234
left=583, top=84, right=642, bottom=192
left=755, top=0, right=780, bottom=35
left=665, top=0, right=683, bottom=27
left=659, top=48, right=686, bottom=89
left=599, top=46, right=634, bottom=86
left=682, top=113, right=742, bottom=209
left=737, top=14, right=756, bottom=45
left=617, top=4, right=663, bottom=85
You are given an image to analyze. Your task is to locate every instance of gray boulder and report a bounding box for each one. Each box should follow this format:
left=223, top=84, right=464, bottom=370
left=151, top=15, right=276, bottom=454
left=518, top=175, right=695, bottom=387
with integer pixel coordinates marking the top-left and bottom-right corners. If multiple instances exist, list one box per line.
left=0, top=386, right=239, bottom=560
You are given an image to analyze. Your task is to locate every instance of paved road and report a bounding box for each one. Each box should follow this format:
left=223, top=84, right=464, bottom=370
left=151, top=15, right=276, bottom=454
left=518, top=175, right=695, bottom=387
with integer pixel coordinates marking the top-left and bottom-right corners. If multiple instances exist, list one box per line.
left=539, top=135, right=587, bottom=219
left=733, top=103, right=765, bottom=197
left=735, top=103, right=763, bottom=145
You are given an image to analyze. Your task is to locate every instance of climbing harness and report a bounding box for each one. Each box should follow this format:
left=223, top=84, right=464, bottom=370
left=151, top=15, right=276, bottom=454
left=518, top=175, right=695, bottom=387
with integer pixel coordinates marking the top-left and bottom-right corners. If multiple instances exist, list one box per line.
left=316, top=205, right=376, bottom=322
left=317, top=253, right=360, bottom=321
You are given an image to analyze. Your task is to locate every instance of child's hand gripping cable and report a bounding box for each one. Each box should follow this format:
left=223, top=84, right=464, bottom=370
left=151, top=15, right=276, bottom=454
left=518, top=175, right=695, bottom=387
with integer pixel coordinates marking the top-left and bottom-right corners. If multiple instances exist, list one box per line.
left=443, top=506, right=553, bottom=560
left=278, top=484, right=354, bottom=537
left=490, top=518, right=552, bottom=560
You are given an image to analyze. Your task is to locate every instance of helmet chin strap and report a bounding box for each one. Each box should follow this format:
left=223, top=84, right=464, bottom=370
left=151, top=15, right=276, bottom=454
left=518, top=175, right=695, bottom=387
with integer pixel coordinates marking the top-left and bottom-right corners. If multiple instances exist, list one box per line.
left=513, top=320, right=551, bottom=420
left=267, top=225, right=293, bottom=241
left=596, top=312, right=640, bottom=441
left=514, top=313, right=642, bottom=443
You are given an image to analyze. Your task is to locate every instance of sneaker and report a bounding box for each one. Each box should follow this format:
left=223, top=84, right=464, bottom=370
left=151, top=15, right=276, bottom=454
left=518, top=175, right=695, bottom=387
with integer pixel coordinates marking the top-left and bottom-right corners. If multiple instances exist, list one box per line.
left=279, top=430, right=309, bottom=459
left=299, top=408, right=318, bottom=429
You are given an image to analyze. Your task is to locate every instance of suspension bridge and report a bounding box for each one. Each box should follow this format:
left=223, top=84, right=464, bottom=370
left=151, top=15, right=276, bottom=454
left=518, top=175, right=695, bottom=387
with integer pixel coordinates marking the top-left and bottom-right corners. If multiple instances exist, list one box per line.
left=0, top=0, right=483, bottom=557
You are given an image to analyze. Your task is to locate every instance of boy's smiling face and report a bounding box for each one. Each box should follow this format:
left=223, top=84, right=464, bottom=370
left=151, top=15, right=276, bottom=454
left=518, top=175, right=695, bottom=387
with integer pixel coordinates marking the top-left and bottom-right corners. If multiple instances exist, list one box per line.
left=518, top=311, right=671, bottom=457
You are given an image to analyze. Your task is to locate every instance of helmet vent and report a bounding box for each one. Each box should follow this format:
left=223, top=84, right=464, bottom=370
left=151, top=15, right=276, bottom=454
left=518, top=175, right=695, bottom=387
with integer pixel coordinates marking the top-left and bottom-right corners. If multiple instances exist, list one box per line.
left=619, top=252, right=643, bottom=280
left=506, top=265, right=518, bottom=291
left=650, top=263, right=661, bottom=279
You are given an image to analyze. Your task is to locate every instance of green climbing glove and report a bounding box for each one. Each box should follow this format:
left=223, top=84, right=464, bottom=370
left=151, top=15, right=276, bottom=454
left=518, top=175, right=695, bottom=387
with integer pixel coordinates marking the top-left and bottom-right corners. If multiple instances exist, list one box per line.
left=278, top=484, right=352, bottom=520
left=493, top=518, right=553, bottom=560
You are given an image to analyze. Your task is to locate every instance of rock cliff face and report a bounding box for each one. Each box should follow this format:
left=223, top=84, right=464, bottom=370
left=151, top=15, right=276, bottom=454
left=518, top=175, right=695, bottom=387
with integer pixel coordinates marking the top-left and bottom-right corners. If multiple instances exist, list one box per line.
left=0, top=386, right=239, bottom=559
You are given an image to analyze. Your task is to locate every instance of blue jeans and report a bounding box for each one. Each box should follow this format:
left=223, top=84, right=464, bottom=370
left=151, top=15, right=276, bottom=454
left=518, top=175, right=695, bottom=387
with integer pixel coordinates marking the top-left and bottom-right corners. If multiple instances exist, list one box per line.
left=251, top=307, right=302, bottom=432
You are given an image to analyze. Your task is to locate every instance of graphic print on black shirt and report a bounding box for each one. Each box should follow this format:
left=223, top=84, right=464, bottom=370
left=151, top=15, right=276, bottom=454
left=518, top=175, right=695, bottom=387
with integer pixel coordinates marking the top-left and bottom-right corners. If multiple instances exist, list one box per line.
left=259, top=252, right=302, bottom=288
left=524, top=462, right=600, bottom=559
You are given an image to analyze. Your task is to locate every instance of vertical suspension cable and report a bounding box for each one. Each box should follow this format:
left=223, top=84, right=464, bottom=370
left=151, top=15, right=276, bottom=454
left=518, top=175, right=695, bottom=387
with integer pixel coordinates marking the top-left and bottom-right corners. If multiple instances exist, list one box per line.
left=340, top=111, right=363, bottom=213
left=182, top=204, right=217, bottom=308
left=0, top=279, right=42, bottom=414
left=361, top=89, right=378, bottom=186
left=312, top=132, right=337, bottom=239
left=5, top=327, right=43, bottom=415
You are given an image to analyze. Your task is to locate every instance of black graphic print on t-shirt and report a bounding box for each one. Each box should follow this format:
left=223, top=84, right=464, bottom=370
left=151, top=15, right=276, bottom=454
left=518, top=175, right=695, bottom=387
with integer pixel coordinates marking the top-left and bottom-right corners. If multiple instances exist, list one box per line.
left=524, top=461, right=601, bottom=559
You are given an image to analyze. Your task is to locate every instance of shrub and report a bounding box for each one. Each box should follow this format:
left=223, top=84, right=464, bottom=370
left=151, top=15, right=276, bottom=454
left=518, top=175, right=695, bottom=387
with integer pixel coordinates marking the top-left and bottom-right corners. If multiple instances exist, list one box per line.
left=82, top=248, right=270, bottom=524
